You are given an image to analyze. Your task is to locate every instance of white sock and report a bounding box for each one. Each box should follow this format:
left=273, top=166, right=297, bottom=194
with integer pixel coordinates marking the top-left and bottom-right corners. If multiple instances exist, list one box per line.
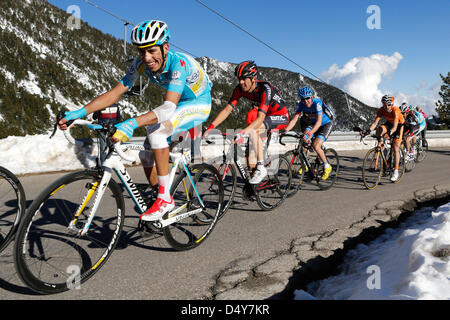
left=157, top=175, right=171, bottom=202
left=324, top=162, right=330, bottom=169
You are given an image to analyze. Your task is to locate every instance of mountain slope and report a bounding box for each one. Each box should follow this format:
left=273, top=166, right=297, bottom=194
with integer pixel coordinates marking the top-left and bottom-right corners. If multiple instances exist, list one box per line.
left=0, top=0, right=377, bottom=139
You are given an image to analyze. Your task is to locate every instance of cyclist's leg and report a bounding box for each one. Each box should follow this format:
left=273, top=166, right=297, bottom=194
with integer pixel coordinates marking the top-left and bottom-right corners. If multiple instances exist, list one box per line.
left=391, top=124, right=404, bottom=181
left=247, top=122, right=266, bottom=183
left=313, top=122, right=334, bottom=179
left=143, top=95, right=211, bottom=220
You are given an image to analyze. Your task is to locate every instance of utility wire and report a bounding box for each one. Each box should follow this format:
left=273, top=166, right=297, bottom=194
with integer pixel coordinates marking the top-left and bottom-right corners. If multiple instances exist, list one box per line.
left=83, top=0, right=200, bottom=58
left=195, top=0, right=326, bottom=83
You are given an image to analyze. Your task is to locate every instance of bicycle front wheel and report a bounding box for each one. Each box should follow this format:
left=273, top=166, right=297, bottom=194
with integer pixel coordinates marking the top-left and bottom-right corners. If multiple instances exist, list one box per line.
left=14, top=170, right=125, bottom=294
left=163, top=163, right=224, bottom=251
left=283, top=150, right=304, bottom=198
left=0, top=166, right=26, bottom=253
left=255, top=155, right=291, bottom=211
left=210, top=159, right=237, bottom=219
left=362, top=147, right=383, bottom=190
left=317, top=148, right=340, bottom=190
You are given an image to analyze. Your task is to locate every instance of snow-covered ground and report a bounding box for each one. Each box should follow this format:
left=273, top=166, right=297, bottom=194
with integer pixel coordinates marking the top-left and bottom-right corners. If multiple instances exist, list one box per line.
left=295, top=202, right=450, bottom=300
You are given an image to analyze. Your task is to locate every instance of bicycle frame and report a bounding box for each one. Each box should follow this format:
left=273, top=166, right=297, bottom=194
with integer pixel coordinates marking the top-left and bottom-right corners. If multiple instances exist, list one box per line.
left=65, top=124, right=206, bottom=234
left=218, top=133, right=280, bottom=192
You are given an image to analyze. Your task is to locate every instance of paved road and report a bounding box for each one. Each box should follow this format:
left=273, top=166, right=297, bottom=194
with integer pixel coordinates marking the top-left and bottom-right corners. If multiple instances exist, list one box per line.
left=1, top=147, right=449, bottom=299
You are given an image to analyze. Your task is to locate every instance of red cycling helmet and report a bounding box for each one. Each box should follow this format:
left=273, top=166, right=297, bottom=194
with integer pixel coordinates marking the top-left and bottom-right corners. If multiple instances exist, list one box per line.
left=235, top=60, right=258, bottom=78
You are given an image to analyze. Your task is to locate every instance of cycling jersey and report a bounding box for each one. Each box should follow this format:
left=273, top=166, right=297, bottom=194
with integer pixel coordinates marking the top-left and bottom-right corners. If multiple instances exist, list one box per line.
left=121, top=50, right=212, bottom=101
left=228, top=81, right=288, bottom=117
left=404, top=111, right=426, bottom=137
left=296, top=98, right=332, bottom=126
left=376, top=106, right=405, bottom=124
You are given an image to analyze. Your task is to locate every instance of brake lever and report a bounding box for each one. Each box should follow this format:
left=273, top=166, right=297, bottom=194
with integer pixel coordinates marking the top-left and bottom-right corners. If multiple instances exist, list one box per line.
left=49, top=110, right=74, bottom=139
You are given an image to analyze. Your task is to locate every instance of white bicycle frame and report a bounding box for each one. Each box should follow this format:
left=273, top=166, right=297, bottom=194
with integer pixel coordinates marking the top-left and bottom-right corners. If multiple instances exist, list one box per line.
left=64, top=120, right=205, bottom=235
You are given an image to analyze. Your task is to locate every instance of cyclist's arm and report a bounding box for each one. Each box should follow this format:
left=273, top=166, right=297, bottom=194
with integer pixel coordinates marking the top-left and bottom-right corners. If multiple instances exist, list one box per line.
left=368, top=117, right=380, bottom=132
left=84, top=83, right=129, bottom=115
left=59, top=82, right=129, bottom=129
left=284, top=113, right=300, bottom=132
left=309, top=114, right=322, bottom=135
left=134, top=90, right=182, bottom=127
left=210, top=104, right=234, bottom=128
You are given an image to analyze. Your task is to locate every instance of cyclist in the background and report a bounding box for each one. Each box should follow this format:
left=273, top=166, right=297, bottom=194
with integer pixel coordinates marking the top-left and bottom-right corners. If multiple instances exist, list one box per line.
left=416, top=106, right=428, bottom=148
left=284, top=86, right=335, bottom=180
left=204, top=61, right=289, bottom=184
left=246, top=104, right=258, bottom=126
left=362, top=94, right=404, bottom=182
left=58, top=20, right=212, bottom=221
left=401, top=104, right=426, bottom=159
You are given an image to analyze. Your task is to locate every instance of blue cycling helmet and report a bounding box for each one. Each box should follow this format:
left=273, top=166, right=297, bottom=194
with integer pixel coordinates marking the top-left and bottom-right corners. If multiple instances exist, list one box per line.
left=298, top=86, right=313, bottom=99
left=131, top=20, right=170, bottom=48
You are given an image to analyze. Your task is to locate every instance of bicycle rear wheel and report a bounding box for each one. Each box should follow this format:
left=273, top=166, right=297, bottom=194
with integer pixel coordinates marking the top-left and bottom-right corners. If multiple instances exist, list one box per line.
left=362, top=147, right=383, bottom=190
left=163, top=163, right=224, bottom=251
left=14, top=170, right=125, bottom=294
left=283, top=150, right=304, bottom=198
left=255, top=155, right=291, bottom=211
left=415, top=142, right=427, bottom=163
left=0, top=166, right=26, bottom=253
left=317, top=148, right=340, bottom=190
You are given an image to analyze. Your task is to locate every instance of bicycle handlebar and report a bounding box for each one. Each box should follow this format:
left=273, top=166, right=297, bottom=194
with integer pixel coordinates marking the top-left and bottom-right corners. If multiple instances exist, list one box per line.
left=279, top=131, right=303, bottom=146
left=57, top=118, right=136, bottom=162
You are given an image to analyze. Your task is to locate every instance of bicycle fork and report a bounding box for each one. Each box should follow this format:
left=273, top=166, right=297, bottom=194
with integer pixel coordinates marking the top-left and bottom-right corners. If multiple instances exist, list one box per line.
left=68, top=168, right=113, bottom=236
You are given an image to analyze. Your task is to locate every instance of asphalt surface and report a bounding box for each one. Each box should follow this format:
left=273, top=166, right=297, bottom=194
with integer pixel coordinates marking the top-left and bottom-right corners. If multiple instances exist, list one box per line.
left=1, top=147, right=449, bottom=300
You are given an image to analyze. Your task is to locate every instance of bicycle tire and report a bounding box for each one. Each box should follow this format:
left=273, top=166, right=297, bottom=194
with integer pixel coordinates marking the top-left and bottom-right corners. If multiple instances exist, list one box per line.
left=14, top=170, right=125, bottom=294
left=208, top=157, right=237, bottom=219
left=415, top=142, right=427, bottom=163
left=283, top=150, right=304, bottom=198
left=163, top=163, right=224, bottom=251
left=362, top=147, right=383, bottom=190
left=317, top=148, right=340, bottom=190
left=0, top=166, right=26, bottom=253
left=255, top=155, right=291, bottom=211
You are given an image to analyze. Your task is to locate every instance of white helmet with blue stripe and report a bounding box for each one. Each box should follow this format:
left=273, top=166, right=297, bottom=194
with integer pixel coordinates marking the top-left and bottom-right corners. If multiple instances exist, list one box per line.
left=131, top=20, right=170, bottom=48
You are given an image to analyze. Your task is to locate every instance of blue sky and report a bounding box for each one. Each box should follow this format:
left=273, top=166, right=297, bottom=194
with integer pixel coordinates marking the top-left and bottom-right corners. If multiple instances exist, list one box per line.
left=47, top=0, right=450, bottom=114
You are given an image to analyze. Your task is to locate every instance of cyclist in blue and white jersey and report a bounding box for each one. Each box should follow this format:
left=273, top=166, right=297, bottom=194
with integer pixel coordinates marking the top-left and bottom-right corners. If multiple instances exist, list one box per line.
left=58, top=20, right=212, bottom=221
left=284, top=86, right=335, bottom=180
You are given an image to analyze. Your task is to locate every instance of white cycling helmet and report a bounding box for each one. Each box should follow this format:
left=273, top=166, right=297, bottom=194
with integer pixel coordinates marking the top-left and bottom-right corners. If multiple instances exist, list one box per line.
left=131, top=20, right=170, bottom=48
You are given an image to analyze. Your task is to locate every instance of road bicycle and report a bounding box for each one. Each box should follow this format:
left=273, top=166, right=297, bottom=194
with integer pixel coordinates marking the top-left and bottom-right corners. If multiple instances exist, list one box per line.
left=14, top=117, right=224, bottom=294
left=0, top=165, right=26, bottom=253
left=280, top=131, right=340, bottom=197
left=403, top=131, right=428, bottom=172
left=354, top=127, right=406, bottom=190
left=205, top=130, right=291, bottom=214
left=415, top=135, right=427, bottom=163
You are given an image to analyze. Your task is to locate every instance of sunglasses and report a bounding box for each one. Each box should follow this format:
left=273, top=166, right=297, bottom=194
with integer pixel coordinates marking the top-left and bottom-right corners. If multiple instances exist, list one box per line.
left=301, top=97, right=312, bottom=101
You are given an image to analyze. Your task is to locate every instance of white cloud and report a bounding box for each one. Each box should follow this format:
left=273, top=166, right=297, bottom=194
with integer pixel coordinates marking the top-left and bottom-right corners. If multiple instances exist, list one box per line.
left=395, top=90, right=439, bottom=117
left=320, top=52, right=440, bottom=115
left=321, top=52, right=403, bottom=108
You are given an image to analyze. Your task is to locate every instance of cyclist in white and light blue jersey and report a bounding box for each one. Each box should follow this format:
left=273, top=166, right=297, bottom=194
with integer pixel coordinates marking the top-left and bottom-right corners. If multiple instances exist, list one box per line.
left=58, top=20, right=212, bottom=221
